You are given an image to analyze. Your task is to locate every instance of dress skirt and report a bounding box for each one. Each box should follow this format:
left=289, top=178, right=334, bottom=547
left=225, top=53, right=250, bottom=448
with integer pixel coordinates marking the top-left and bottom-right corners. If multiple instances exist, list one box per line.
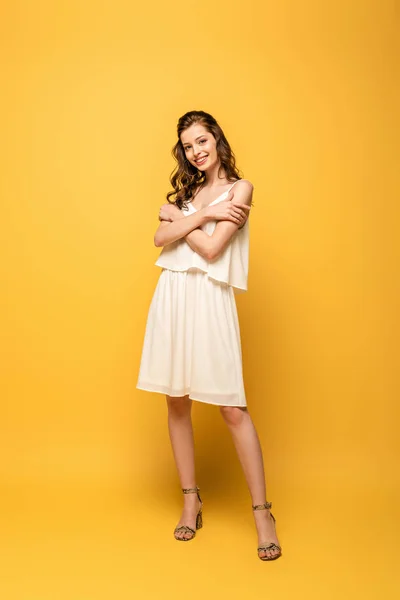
left=136, top=268, right=247, bottom=406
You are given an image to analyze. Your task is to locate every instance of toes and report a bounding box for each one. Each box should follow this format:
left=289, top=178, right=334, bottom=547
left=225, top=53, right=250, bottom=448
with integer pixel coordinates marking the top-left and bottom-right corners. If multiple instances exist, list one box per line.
left=259, top=545, right=281, bottom=560
left=175, top=529, right=184, bottom=540
left=175, top=527, right=195, bottom=540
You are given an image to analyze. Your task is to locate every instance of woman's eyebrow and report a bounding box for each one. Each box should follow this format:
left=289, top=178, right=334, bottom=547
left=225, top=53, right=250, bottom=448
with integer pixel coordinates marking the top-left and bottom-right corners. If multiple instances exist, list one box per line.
left=183, top=135, right=206, bottom=145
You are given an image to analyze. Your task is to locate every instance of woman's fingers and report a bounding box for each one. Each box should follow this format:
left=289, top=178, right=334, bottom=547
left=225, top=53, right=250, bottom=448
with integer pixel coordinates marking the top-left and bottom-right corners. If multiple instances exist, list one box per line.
left=234, top=211, right=248, bottom=226
left=230, top=204, right=250, bottom=222
left=233, top=207, right=246, bottom=217
left=231, top=202, right=250, bottom=226
left=231, top=201, right=251, bottom=212
left=208, top=199, right=250, bottom=224
left=230, top=207, right=246, bottom=221
left=159, top=207, right=172, bottom=221
left=225, top=205, right=245, bottom=223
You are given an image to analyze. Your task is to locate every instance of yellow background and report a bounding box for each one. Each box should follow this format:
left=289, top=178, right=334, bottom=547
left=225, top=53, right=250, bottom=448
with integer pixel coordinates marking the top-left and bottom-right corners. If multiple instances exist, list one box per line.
left=1, top=1, right=398, bottom=598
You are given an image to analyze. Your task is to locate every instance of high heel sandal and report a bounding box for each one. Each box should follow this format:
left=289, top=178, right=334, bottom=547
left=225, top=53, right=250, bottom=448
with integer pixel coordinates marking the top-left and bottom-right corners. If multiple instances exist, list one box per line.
left=252, top=501, right=282, bottom=561
left=174, top=486, right=203, bottom=541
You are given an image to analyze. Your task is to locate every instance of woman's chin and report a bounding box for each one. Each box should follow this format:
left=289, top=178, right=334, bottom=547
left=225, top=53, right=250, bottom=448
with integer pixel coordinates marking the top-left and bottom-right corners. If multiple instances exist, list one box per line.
left=195, top=160, right=215, bottom=172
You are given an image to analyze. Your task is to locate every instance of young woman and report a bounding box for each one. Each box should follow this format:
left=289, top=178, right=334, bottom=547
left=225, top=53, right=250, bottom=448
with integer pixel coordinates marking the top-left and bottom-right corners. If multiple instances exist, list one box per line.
left=137, top=110, right=282, bottom=561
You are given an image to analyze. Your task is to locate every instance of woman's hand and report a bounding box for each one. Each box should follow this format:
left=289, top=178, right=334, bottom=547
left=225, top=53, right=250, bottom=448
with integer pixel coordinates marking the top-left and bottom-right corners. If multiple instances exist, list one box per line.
left=159, top=203, right=183, bottom=222
left=205, top=190, right=250, bottom=227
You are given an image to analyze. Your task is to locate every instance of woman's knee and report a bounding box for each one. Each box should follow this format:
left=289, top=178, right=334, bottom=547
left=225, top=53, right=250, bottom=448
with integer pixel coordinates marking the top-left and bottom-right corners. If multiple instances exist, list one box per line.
left=166, top=394, right=192, bottom=416
left=219, top=405, right=247, bottom=427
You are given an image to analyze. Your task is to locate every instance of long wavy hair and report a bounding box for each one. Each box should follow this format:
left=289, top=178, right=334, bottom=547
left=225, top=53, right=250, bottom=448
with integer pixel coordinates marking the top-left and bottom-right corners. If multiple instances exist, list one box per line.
left=166, top=110, right=243, bottom=210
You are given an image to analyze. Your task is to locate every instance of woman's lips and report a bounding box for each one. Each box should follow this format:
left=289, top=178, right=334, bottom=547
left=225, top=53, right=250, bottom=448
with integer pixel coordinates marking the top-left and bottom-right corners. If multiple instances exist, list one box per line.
left=195, top=156, right=208, bottom=165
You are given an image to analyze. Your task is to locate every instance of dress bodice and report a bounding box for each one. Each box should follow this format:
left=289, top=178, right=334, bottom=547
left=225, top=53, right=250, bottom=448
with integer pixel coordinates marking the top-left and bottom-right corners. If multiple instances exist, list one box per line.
left=155, top=179, right=250, bottom=293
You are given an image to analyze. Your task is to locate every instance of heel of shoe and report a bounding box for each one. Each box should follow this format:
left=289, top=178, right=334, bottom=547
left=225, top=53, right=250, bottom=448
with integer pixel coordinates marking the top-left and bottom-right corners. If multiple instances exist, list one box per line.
left=196, top=509, right=203, bottom=530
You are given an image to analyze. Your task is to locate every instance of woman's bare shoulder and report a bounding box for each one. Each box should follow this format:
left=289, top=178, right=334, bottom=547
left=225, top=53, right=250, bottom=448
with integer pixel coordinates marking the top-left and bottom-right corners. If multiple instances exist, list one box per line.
left=237, top=178, right=254, bottom=187
left=229, top=180, right=254, bottom=209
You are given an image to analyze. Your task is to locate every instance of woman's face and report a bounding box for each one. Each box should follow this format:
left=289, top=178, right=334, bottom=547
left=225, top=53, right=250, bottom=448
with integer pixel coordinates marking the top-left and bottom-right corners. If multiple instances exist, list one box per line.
left=180, top=123, right=219, bottom=172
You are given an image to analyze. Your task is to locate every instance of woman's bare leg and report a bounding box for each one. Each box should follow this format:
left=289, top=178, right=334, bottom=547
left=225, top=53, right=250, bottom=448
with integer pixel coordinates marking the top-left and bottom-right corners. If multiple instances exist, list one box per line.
left=166, top=394, right=202, bottom=540
left=220, top=406, right=281, bottom=559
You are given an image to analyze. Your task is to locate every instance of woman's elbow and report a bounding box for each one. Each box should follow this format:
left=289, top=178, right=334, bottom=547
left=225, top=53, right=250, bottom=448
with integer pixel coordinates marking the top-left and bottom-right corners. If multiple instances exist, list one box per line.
left=154, top=232, right=164, bottom=247
left=204, top=245, right=222, bottom=261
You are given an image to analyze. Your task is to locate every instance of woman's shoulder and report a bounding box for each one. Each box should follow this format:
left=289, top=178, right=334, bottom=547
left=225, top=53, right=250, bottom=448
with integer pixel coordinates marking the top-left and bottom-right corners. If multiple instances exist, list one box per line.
left=234, top=178, right=254, bottom=191
left=232, top=179, right=254, bottom=203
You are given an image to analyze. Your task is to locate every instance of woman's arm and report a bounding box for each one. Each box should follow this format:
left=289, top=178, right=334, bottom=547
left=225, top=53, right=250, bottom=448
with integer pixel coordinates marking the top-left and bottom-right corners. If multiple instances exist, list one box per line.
left=154, top=209, right=210, bottom=247
left=185, top=181, right=253, bottom=260
left=155, top=189, right=250, bottom=249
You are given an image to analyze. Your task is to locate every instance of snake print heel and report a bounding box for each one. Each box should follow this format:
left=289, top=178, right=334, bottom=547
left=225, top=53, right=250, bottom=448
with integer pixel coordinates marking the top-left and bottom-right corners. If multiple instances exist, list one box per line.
left=174, top=486, right=203, bottom=541
left=252, top=501, right=282, bottom=561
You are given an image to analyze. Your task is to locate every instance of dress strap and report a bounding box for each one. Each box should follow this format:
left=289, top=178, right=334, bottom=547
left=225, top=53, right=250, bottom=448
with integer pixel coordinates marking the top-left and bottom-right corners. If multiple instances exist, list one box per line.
left=227, top=179, right=247, bottom=193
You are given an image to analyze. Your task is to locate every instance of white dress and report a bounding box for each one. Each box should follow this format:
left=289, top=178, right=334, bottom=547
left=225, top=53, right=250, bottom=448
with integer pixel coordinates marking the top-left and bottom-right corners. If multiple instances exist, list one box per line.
left=136, top=179, right=250, bottom=407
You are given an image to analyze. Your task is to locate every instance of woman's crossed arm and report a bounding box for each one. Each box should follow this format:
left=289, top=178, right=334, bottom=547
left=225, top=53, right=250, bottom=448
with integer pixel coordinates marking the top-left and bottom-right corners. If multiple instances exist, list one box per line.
left=154, top=181, right=253, bottom=260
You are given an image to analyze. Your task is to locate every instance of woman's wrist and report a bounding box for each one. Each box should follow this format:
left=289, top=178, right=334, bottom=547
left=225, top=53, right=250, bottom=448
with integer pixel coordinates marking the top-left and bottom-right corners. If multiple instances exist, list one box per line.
left=176, top=207, right=209, bottom=225
left=201, top=206, right=212, bottom=223
left=170, top=210, right=185, bottom=222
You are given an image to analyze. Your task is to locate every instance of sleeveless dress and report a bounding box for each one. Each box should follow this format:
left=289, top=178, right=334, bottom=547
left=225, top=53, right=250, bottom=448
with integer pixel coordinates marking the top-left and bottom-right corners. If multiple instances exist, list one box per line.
left=136, top=179, right=250, bottom=407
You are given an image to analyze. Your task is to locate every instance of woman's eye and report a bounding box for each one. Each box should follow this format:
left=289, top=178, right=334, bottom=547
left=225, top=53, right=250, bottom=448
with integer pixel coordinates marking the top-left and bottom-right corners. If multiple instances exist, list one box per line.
left=184, top=140, right=205, bottom=150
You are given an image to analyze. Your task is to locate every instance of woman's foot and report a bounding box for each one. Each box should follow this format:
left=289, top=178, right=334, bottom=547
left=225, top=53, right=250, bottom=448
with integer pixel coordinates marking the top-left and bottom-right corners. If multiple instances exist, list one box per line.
left=253, top=506, right=282, bottom=560
left=174, top=490, right=202, bottom=540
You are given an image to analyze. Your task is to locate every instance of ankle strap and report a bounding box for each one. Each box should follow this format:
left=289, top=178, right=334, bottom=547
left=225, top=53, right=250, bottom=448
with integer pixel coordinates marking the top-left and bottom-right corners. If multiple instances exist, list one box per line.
left=252, top=501, right=272, bottom=511
left=182, top=487, right=200, bottom=494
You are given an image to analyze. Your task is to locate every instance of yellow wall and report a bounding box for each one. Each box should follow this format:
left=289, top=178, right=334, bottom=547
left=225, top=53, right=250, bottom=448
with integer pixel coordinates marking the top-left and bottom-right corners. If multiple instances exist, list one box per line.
left=0, top=1, right=398, bottom=598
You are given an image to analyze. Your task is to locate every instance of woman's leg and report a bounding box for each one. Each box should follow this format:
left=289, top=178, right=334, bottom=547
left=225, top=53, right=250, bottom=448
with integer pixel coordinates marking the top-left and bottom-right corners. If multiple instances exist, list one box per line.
left=220, top=406, right=281, bottom=559
left=166, top=394, right=202, bottom=539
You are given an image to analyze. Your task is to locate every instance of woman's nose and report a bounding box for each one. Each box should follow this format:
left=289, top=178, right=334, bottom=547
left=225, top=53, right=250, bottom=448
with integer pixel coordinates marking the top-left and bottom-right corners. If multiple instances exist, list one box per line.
left=193, top=144, right=202, bottom=157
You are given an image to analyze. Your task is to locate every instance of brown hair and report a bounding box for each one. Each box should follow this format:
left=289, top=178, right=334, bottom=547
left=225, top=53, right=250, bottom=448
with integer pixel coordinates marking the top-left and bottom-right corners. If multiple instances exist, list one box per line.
left=166, top=110, right=243, bottom=210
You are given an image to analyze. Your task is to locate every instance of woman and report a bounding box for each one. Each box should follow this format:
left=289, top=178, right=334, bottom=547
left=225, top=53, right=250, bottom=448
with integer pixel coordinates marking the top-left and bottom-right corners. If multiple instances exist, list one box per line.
left=137, top=110, right=282, bottom=561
